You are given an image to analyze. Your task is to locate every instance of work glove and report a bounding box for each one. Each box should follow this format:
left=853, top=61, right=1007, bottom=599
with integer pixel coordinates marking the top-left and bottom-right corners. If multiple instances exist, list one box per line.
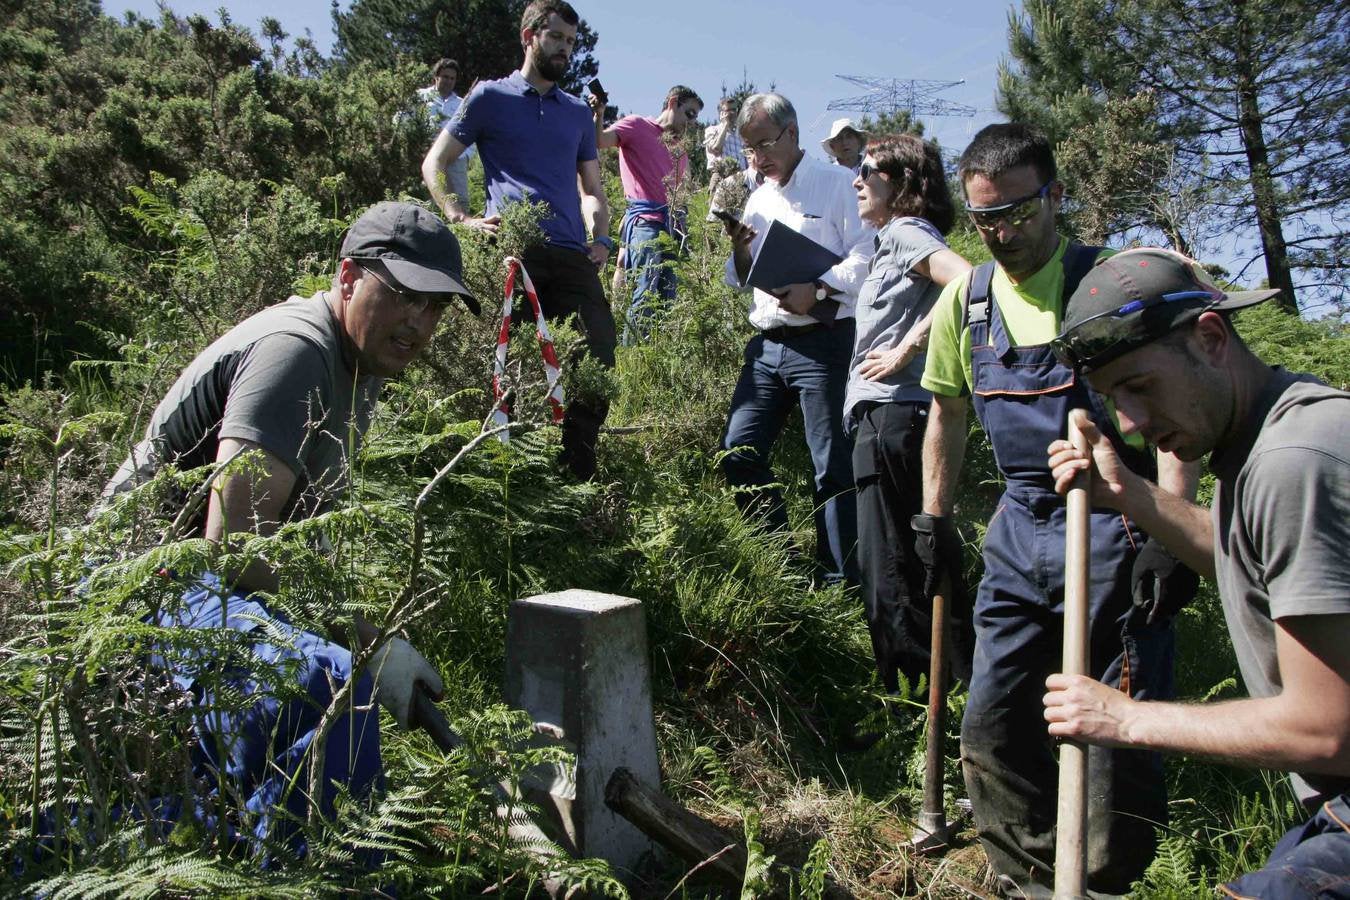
left=911, top=514, right=964, bottom=602
left=369, top=637, right=444, bottom=730
left=1131, top=539, right=1200, bottom=625
left=911, top=513, right=975, bottom=684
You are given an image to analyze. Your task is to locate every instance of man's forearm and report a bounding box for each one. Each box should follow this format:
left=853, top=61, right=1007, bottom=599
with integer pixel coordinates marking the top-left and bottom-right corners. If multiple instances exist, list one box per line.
left=580, top=189, right=609, bottom=244
left=1122, top=473, right=1215, bottom=579
left=922, top=394, right=968, bottom=516
left=733, top=245, right=753, bottom=283
left=1116, top=693, right=1347, bottom=776
left=421, top=132, right=469, bottom=222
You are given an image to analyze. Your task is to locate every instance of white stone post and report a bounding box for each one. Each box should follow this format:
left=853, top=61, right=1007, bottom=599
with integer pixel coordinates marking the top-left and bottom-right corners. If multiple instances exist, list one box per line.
left=504, top=589, right=660, bottom=876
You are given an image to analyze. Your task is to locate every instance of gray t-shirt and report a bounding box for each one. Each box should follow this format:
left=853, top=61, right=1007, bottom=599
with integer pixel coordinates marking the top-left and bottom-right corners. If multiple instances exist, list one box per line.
left=1210, top=368, right=1350, bottom=802
left=102, top=293, right=383, bottom=530
left=844, top=216, right=946, bottom=432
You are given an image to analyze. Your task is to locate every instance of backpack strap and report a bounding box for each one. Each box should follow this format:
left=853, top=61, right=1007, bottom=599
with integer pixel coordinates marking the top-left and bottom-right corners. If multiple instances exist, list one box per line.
left=1061, top=242, right=1104, bottom=308
left=961, top=261, right=998, bottom=331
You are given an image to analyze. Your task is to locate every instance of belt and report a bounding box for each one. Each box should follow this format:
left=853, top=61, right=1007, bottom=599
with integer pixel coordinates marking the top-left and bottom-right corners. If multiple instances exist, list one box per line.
left=762, top=322, right=825, bottom=341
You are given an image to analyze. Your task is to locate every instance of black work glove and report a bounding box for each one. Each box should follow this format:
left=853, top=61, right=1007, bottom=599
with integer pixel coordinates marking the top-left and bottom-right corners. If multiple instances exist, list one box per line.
left=1131, top=539, right=1200, bottom=624
left=911, top=513, right=974, bottom=684
left=911, top=514, right=963, bottom=603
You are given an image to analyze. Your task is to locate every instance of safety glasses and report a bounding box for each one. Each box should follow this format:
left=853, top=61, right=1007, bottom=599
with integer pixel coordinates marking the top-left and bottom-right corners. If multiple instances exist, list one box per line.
left=1050, top=289, right=1219, bottom=371
left=965, top=181, right=1052, bottom=233
left=361, top=263, right=454, bottom=315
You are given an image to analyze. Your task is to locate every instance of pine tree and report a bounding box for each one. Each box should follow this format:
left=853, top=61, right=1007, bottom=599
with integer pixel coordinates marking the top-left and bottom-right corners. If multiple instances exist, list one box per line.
left=999, top=0, right=1349, bottom=313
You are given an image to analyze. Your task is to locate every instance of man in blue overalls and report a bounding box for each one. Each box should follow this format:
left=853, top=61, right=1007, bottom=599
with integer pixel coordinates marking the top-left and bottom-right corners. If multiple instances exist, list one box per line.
left=913, top=124, right=1200, bottom=896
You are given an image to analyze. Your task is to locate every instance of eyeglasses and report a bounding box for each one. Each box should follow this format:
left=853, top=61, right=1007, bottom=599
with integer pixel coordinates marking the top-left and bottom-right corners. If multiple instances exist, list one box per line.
left=858, top=162, right=876, bottom=181
left=965, top=181, right=1053, bottom=233
left=743, top=125, right=790, bottom=158
left=361, top=263, right=453, bottom=315
left=1050, top=289, right=1219, bottom=371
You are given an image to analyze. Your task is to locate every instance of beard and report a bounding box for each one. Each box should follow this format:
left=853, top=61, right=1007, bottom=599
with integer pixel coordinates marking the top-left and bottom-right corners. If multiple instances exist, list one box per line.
left=533, top=47, right=568, bottom=82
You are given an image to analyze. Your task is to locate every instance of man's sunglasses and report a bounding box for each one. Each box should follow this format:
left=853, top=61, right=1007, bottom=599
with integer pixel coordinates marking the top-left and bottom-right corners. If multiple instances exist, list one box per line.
left=965, top=181, right=1053, bottom=233
left=360, top=262, right=455, bottom=315
left=1050, top=289, right=1219, bottom=371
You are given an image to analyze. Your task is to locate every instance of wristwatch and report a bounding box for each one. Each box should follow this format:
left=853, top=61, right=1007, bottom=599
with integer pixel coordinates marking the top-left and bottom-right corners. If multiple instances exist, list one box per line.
left=593, top=234, right=616, bottom=253
left=814, top=281, right=829, bottom=302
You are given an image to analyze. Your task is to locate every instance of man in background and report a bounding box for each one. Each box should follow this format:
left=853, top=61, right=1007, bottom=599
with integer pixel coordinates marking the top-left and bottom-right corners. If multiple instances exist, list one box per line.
left=718, top=92, right=873, bottom=587
left=422, top=0, right=615, bottom=480
left=821, top=117, right=867, bottom=176
left=418, top=58, right=475, bottom=210
left=590, top=84, right=703, bottom=340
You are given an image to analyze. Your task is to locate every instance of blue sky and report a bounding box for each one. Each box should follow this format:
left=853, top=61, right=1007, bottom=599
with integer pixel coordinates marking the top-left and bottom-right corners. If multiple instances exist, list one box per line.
left=115, top=0, right=1019, bottom=160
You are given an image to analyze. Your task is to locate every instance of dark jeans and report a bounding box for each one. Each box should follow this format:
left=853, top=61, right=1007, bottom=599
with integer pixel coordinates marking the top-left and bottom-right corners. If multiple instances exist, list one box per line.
left=852, top=400, right=930, bottom=691
left=1221, top=791, right=1350, bottom=898
left=721, top=323, right=858, bottom=585
left=962, top=491, right=1174, bottom=895
left=522, top=244, right=617, bottom=480
left=624, top=217, right=677, bottom=343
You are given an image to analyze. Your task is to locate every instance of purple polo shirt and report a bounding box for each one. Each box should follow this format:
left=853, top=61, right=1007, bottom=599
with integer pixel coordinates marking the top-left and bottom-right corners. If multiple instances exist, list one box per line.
left=449, top=70, right=597, bottom=252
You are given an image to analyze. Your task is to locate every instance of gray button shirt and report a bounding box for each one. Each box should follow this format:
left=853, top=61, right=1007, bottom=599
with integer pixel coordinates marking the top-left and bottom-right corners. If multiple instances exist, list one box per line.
left=844, top=216, right=947, bottom=432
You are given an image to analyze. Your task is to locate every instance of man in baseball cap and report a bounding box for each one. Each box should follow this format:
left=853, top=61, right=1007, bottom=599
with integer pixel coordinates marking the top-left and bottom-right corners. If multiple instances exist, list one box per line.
left=1043, top=247, right=1350, bottom=894
left=98, top=201, right=474, bottom=854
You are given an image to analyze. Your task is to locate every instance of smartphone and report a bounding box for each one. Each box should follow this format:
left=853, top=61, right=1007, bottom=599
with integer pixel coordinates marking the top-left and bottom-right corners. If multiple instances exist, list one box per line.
left=711, top=208, right=741, bottom=227
left=588, top=78, right=608, bottom=104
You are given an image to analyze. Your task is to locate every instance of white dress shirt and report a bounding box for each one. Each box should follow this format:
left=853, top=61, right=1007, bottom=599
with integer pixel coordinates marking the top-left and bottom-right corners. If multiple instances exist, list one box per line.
left=725, top=153, right=875, bottom=330
left=418, top=87, right=476, bottom=160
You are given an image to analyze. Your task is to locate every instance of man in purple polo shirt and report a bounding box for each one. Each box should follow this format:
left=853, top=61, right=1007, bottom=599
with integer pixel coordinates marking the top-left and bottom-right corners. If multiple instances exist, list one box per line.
left=588, top=85, right=703, bottom=342
left=422, top=0, right=614, bottom=480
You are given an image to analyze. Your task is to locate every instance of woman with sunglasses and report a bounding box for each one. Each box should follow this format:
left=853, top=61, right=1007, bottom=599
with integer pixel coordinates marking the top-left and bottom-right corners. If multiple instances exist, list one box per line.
left=845, top=134, right=972, bottom=700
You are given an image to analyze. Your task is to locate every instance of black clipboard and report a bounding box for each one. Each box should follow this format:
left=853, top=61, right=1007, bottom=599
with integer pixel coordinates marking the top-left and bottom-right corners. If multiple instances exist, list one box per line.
left=745, top=219, right=843, bottom=291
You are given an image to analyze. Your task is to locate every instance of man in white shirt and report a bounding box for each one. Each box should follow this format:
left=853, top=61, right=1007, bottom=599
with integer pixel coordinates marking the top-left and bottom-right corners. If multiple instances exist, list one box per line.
left=704, top=96, right=746, bottom=172
left=417, top=58, right=476, bottom=210
left=719, top=92, right=874, bottom=585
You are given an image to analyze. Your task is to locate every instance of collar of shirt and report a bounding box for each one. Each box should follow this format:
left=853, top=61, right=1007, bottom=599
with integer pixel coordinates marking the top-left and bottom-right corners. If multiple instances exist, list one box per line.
left=506, top=69, right=563, bottom=102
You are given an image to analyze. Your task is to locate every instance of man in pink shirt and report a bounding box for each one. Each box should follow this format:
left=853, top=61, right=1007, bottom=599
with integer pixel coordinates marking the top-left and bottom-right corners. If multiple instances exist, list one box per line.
left=590, top=85, right=703, bottom=341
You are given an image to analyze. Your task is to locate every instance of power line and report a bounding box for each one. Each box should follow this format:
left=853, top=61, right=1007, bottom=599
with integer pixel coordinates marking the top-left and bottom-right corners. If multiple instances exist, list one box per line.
left=826, top=75, right=977, bottom=119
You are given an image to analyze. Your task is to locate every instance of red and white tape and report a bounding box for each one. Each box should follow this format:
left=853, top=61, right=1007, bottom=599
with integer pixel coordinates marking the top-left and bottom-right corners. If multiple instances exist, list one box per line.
left=491, top=256, right=565, bottom=442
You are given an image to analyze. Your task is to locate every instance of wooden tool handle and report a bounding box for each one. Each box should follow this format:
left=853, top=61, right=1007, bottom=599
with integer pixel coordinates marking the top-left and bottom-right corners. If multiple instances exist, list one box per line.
left=918, top=575, right=951, bottom=838
left=1055, top=415, right=1091, bottom=899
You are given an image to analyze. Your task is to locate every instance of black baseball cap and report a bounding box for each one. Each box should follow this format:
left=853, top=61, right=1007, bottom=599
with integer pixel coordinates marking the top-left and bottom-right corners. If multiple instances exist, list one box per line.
left=340, top=201, right=479, bottom=314
left=1051, top=247, right=1279, bottom=373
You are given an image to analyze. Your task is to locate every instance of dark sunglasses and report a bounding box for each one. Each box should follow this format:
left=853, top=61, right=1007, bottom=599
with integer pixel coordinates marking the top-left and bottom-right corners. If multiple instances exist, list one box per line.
left=858, top=161, right=876, bottom=181
left=965, top=181, right=1052, bottom=232
left=1050, top=289, right=1218, bottom=371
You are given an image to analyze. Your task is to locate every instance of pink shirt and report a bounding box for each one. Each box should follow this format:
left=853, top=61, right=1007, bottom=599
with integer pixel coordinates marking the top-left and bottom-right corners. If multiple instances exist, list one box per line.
left=613, top=116, right=687, bottom=208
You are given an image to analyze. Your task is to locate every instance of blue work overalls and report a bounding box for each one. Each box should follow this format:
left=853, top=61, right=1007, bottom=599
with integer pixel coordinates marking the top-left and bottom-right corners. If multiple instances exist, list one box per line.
left=960, top=254, right=1175, bottom=896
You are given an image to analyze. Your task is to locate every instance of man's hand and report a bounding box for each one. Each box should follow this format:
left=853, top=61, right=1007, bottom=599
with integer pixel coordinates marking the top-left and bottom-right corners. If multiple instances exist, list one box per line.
left=460, top=214, right=501, bottom=236
left=586, top=241, right=611, bottom=267
left=722, top=216, right=757, bottom=249
left=772, top=282, right=817, bottom=316
left=859, top=341, right=920, bottom=381
left=370, top=638, right=445, bottom=730
left=1047, top=409, right=1144, bottom=508
left=1044, top=673, right=1138, bottom=748
left=911, top=513, right=963, bottom=602
left=586, top=92, right=604, bottom=119
left=1131, top=539, right=1201, bottom=624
